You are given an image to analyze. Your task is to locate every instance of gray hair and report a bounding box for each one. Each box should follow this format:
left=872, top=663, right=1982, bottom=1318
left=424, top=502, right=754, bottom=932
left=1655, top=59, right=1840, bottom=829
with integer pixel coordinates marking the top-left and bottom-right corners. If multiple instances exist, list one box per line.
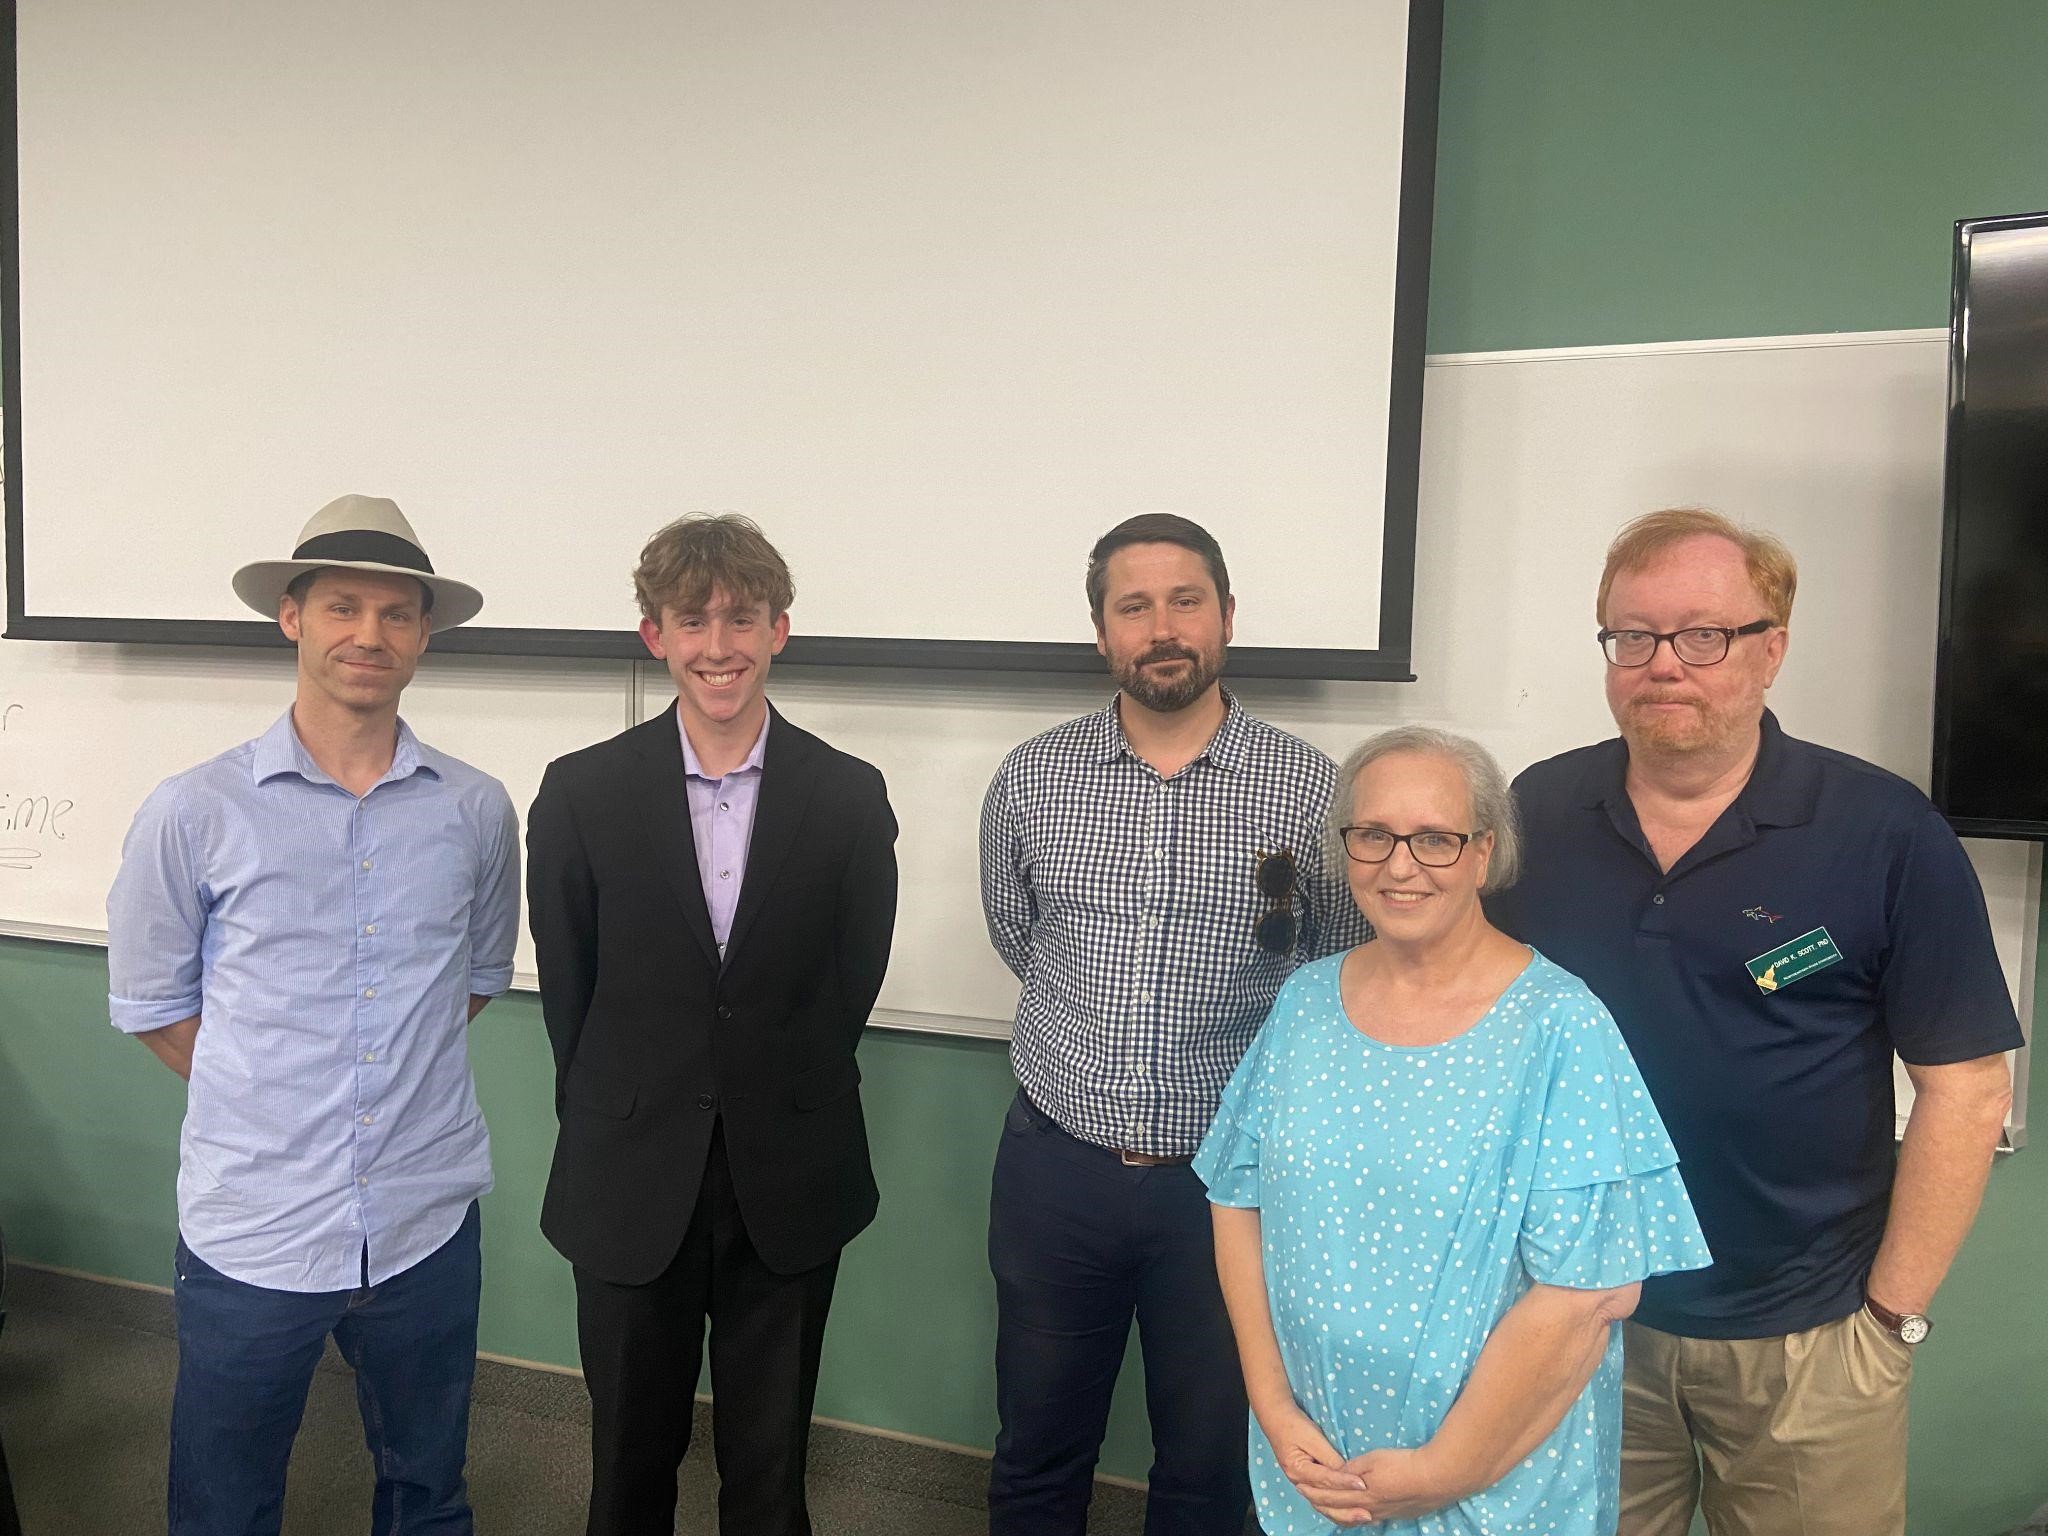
left=1327, top=726, right=1522, bottom=894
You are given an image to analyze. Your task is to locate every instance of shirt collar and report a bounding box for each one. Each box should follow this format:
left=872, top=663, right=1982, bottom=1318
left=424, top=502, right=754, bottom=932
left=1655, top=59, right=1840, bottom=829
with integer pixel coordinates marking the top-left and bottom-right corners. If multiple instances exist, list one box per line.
left=1579, top=708, right=1819, bottom=828
left=1093, top=687, right=1250, bottom=773
left=678, top=704, right=770, bottom=782
left=252, top=708, right=437, bottom=789
left=1731, top=710, right=1822, bottom=828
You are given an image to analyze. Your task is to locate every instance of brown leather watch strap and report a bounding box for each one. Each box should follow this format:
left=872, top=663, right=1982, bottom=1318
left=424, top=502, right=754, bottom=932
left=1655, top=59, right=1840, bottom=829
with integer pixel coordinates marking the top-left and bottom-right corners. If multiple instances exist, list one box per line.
left=1864, top=1296, right=1931, bottom=1343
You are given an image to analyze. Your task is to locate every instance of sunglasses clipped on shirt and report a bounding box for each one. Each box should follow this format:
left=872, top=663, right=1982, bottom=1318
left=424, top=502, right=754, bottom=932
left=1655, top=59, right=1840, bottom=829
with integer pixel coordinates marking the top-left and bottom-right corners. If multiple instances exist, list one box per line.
left=1255, top=849, right=1298, bottom=955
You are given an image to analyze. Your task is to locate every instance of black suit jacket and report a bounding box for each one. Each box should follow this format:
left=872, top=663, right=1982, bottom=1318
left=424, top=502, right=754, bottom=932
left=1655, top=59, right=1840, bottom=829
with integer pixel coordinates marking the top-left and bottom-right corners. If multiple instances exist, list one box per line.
left=526, top=703, right=898, bottom=1282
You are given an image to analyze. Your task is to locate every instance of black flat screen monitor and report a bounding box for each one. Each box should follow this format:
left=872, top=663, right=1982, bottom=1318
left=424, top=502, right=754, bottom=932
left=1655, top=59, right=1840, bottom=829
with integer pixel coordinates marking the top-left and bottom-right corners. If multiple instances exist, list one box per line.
left=1932, top=210, right=2048, bottom=838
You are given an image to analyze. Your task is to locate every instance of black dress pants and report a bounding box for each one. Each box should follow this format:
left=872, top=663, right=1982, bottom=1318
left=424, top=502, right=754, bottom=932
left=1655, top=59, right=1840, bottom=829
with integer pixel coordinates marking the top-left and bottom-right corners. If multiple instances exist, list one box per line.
left=574, top=1121, right=840, bottom=1536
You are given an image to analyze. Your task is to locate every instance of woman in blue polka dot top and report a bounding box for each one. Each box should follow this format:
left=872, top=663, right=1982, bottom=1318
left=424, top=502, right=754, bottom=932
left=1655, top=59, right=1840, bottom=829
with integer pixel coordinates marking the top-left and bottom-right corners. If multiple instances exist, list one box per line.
left=1195, top=726, right=1710, bottom=1535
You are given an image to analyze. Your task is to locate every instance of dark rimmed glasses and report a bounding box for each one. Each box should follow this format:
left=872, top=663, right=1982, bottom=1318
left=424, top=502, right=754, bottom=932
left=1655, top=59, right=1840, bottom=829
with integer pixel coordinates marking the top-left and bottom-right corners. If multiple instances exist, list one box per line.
left=1254, top=850, right=1298, bottom=954
left=1339, top=827, right=1478, bottom=868
left=1597, top=619, right=1774, bottom=667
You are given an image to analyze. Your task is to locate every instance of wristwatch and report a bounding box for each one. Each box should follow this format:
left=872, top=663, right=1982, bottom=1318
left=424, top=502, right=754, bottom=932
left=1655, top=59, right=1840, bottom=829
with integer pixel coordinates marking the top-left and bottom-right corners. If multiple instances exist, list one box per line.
left=1864, top=1295, right=1932, bottom=1346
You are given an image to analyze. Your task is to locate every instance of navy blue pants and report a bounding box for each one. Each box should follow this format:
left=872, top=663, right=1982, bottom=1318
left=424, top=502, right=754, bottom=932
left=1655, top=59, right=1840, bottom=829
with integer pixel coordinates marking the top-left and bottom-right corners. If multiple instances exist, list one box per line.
left=169, top=1202, right=482, bottom=1536
left=987, top=1090, right=1251, bottom=1536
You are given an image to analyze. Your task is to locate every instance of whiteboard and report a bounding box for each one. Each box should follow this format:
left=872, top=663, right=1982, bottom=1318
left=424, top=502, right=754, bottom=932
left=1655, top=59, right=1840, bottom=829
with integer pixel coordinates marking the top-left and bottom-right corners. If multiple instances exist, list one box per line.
left=657, top=328, right=2033, bottom=1138
left=6, top=0, right=1439, bottom=677
left=0, top=328, right=2031, bottom=1148
left=693, top=330, right=1994, bottom=1026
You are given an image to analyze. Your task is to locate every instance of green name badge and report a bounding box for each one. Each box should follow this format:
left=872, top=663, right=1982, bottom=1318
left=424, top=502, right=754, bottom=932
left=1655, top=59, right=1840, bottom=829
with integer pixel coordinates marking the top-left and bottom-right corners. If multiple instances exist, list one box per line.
left=1747, top=926, right=1842, bottom=993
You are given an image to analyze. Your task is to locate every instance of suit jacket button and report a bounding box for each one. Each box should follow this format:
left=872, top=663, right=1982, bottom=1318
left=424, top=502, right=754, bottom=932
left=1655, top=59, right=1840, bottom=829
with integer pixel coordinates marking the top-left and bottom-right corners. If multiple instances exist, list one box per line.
left=697, top=1092, right=715, bottom=1111
left=715, top=1005, right=733, bottom=1020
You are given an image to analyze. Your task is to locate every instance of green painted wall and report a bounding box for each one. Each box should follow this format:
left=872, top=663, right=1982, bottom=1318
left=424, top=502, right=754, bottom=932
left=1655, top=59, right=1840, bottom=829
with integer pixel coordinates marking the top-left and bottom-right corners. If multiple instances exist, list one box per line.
left=6, top=3, right=2048, bottom=1530
left=1428, top=0, right=2048, bottom=353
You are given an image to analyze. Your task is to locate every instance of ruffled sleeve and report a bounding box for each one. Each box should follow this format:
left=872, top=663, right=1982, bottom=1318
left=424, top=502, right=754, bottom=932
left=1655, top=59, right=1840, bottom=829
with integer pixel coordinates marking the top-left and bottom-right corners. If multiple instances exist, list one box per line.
left=1192, top=972, right=1300, bottom=1209
left=1517, top=985, right=1713, bottom=1289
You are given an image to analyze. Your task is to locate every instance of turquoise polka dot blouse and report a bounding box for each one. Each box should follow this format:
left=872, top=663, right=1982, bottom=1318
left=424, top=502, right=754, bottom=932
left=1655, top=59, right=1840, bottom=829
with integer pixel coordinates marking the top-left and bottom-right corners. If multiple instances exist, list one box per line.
left=1194, top=950, right=1712, bottom=1536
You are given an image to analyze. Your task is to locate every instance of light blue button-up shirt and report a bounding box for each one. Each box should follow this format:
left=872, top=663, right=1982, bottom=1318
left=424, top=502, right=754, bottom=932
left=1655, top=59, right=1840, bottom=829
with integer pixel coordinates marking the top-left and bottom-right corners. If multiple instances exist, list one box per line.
left=107, top=709, right=520, bottom=1291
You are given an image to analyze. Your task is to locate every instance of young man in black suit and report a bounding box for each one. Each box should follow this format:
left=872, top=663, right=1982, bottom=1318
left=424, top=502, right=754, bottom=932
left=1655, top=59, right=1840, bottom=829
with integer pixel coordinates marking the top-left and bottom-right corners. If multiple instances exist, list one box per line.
left=527, top=514, right=898, bottom=1536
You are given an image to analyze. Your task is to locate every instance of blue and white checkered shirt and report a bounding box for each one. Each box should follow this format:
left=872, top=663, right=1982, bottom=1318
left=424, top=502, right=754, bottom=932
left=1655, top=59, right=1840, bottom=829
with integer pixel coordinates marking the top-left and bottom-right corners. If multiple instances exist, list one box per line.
left=980, top=690, right=1369, bottom=1157
left=107, top=709, right=520, bottom=1292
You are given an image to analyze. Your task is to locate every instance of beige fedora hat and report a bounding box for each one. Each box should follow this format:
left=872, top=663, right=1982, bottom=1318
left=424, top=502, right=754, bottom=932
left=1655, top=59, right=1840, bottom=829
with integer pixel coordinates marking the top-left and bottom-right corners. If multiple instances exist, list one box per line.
left=232, top=495, right=484, bottom=630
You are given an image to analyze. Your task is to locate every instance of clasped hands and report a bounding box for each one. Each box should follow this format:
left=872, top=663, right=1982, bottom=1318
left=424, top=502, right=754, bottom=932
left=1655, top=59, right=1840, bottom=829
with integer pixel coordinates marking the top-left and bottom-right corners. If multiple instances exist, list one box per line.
left=1262, top=1402, right=1459, bottom=1528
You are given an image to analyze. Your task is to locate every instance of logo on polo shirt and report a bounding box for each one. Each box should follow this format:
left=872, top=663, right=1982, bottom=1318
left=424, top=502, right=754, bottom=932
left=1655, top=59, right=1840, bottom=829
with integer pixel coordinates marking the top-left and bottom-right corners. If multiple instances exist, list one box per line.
left=1747, top=926, right=1841, bottom=993
left=1743, top=905, right=1784, bottom=924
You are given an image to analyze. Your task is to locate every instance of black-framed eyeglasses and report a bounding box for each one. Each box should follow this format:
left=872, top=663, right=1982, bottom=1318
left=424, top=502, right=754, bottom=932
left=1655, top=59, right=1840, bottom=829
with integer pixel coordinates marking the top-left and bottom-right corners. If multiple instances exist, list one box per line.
left=1597, top=620, right=1774, bottom=667
left=1339, top=827, right=1478, bottom=868
left=1254, top=850, right=1297, bottom=954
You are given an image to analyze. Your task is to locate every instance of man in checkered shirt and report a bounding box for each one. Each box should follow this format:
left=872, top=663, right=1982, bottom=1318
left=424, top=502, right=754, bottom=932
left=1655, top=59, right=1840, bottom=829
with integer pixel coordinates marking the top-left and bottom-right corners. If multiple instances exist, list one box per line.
left=978, top=513, right=1369, bottom=1536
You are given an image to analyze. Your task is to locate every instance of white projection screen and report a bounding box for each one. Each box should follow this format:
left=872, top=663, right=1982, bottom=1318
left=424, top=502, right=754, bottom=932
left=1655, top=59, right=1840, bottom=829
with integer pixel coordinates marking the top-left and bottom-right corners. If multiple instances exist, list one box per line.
left=4, top=0, right=1440, bottom=677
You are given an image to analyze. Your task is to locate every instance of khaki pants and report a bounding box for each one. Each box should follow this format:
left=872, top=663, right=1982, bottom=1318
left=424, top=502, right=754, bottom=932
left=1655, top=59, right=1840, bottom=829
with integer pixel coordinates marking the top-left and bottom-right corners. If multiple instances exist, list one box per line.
left=1618, top=1310, right=1913, bottom=1536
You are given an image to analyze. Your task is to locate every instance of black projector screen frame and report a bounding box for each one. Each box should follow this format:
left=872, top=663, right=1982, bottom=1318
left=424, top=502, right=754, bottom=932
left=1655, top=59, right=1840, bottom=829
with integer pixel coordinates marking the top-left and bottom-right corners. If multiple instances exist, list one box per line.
left=3, top=1, right=1440, bottom=681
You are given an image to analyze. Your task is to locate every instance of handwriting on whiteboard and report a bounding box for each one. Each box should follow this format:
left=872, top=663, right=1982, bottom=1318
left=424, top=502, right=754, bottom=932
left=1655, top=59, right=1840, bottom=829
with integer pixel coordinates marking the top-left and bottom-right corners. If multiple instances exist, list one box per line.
left=2, top=701, right=72, bottom=869
left=1, top=794, right=72, bottom=835
left=0, top=791, right=74, bottom=870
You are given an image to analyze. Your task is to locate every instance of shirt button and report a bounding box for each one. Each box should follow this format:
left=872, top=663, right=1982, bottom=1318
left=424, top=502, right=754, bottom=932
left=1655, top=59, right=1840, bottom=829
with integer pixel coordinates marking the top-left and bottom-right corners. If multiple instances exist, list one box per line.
left=357, top=1176, right=369, bottom=1188
left=362, top=1052, right=376, bottom=1063
left=1137, top=987, right=1153, bottom=1003
left=1130, top=1122, right=1147, bottom=1139
left=1132, top=1061, right=1148, bottom=1076
left=716, top=1005, right=733, bottom=1020
left=696, top=1093, right=715, bottom=1111
left=360, top=1114, right=374, bottom=1126
left=720, top=801, right=730, bottom=811
left=1652, top=894, right=1666, bottom=905
left=719, top=869, right=731, bottom=880
left=361, top=859, right=373, bottom=871
left=363, top=987, right=376, bottom=999
left=364, top=924, right=377, bottom=935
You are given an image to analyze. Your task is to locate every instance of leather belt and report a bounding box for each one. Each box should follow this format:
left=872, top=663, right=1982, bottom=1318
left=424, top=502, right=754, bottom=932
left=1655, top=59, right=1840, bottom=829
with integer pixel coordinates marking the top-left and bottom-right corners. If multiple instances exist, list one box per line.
left=1117, top=1148, right=1193, bottom=1167
left=1015, top=1089, right=1195, bottom=1167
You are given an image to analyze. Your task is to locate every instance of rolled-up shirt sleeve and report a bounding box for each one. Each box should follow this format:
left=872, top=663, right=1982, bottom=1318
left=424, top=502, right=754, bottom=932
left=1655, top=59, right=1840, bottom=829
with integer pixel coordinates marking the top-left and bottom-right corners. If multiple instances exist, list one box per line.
left=468, top=784, right=521, bottom=998
left=107, top=780, right=208, bottom=1034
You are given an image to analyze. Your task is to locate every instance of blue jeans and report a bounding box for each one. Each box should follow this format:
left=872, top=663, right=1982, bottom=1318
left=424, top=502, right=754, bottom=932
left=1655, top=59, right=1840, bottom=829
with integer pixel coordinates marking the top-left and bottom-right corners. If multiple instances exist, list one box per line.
left=987, top=1091, right=1250, bottom=1536
left=169, top=1202, right=482, bottom=1536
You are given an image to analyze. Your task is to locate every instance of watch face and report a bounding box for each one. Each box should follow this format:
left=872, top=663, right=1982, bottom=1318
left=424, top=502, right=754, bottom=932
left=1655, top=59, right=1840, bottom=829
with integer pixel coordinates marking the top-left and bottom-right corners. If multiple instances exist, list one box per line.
left=1899, top=1315, right=1931, bottom=1345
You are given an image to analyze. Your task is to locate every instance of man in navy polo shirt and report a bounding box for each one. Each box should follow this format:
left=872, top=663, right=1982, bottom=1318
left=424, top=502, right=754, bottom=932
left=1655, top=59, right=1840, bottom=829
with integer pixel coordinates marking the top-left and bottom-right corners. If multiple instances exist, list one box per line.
left=1489, top=508, right=2019, bottom=1536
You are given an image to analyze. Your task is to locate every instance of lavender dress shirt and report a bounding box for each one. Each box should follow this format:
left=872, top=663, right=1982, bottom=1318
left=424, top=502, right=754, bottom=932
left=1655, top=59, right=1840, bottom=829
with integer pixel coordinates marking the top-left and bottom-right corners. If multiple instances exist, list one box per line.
left=676, top=705, right=769, bottom=957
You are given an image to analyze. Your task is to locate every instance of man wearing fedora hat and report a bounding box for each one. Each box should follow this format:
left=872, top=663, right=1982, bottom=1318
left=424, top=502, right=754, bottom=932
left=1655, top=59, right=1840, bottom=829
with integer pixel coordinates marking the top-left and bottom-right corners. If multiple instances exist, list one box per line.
left=107, top=495, right=519, bottom=1536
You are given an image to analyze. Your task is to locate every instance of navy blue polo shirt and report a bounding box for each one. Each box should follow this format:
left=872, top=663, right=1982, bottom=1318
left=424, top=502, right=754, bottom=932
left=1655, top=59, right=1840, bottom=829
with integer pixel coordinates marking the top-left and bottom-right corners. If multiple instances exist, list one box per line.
left=1488, top=711, right=2021, bottom=1339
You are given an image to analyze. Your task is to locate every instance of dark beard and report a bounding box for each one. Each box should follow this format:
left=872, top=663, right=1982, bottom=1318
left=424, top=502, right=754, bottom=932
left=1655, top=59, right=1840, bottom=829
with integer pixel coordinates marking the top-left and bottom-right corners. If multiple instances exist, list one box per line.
left=1113, top=643, right=1223, bottom=713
